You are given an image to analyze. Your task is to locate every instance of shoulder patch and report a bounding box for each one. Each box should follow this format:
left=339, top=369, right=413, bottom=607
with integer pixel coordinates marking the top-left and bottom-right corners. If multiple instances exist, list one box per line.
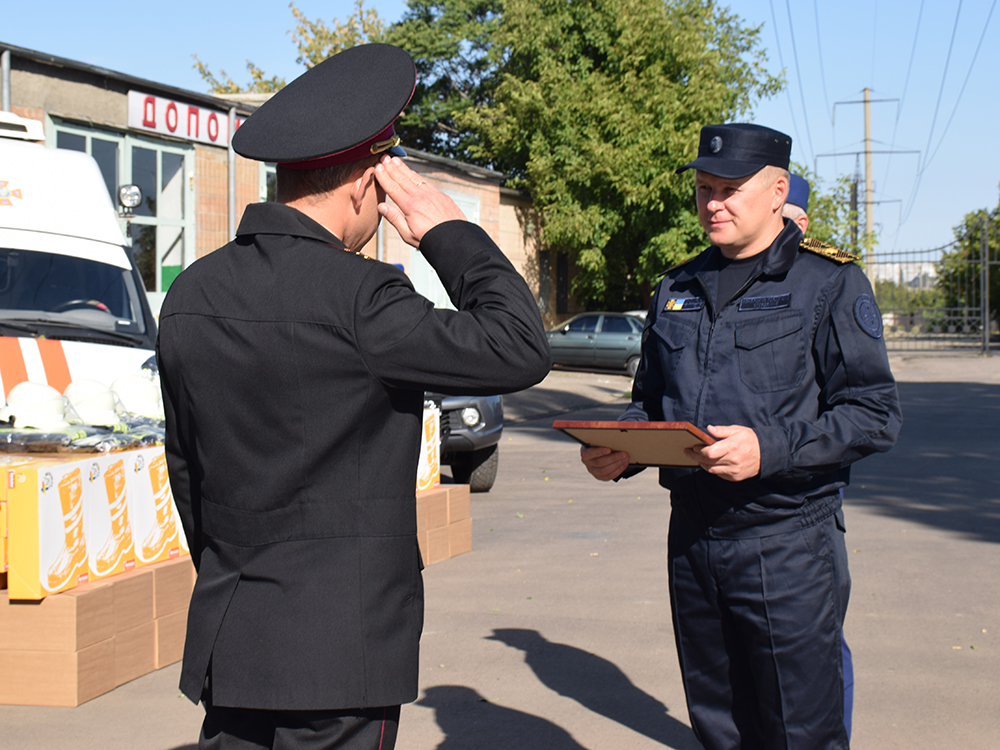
left=799, top=237, right=860, bottom=264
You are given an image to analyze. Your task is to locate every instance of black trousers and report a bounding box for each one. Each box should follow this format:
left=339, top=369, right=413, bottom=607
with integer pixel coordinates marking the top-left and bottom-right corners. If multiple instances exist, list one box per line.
left=668, top=511, right=852, bottom=750
left=199, top=703, right=401, bottom=750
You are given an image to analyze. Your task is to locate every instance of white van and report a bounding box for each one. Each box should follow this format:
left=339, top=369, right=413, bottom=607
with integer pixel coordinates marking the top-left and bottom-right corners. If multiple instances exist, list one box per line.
left=0, top=112, right=157, bottom=398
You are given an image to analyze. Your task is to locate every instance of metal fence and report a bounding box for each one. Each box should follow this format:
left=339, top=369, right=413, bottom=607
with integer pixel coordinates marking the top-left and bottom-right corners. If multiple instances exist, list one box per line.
left=869, top=228, right=997, bottom=353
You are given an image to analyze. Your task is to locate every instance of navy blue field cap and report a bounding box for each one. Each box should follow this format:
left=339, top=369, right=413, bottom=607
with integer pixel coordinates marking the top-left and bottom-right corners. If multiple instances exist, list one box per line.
left=787, top=174, right=810, bottom=211
left=675, top=123, right=792, bottom=179
left=232, top=44, right=416, bottom=168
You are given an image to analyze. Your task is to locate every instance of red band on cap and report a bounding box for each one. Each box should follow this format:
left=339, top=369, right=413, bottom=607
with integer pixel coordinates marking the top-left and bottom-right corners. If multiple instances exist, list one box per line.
left=279, top=124, right=398, bottom=170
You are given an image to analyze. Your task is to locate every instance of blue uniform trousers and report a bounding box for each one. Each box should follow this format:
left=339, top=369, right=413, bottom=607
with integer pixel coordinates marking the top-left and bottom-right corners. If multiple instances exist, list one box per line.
left=668, top=511, right=851, bottom=749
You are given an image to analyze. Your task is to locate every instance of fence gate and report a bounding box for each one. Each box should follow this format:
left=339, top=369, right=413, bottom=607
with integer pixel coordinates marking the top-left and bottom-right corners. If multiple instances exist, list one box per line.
left=870, top=230, right=997, bottom=353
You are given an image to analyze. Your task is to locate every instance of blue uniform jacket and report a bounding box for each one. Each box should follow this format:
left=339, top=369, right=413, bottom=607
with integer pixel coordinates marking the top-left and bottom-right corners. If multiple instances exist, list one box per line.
left=622, top=220, right=902, bottom=538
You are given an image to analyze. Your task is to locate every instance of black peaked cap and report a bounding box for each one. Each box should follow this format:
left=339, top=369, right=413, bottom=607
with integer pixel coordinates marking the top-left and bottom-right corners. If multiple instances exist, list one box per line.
left=232, top=44, right=416, bottom=164
left=676, top=123, right=792, bottom=179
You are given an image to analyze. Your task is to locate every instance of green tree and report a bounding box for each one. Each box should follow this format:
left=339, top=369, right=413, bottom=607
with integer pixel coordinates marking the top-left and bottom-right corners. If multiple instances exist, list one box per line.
left=459, top=0, right=781, bottom=309
left=383, top=0, right=502, bottom=161
left=939, top=195, right=1000, bottom=329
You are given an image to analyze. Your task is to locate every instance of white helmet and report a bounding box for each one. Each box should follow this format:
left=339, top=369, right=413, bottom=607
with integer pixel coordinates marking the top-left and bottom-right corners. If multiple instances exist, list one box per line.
left=64, top=379, right=123, bottom=427
left=111, top=375, right=164, bottom=421
left=0, top=382, right=71, bottom=430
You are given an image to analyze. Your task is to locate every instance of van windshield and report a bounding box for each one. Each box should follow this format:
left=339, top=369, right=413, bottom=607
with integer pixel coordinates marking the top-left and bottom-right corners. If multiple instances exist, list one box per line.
left=0, top=248, right=146, bottom=336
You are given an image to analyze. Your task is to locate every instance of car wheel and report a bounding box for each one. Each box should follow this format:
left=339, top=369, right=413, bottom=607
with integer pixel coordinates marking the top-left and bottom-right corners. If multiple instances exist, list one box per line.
left=627, top=355, right=640, bottom=378
left=451, top=445, right=499, bottom=492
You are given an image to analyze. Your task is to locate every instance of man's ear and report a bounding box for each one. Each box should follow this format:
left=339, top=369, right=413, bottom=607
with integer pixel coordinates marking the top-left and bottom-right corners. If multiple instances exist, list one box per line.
left=772, top=173, right=789, bottom=212
left=350, top=166, right=377, bottom=211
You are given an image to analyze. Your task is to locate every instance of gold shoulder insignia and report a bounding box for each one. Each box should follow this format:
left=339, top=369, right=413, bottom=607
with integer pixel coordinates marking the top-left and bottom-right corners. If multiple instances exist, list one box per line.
left=799, top=237, right=859, bottom=264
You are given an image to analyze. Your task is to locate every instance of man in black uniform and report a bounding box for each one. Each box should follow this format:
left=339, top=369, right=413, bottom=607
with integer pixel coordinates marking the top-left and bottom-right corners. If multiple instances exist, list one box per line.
left=157, top=44, right=550, bottom=749
left=582, top=124, right=901, bottom=748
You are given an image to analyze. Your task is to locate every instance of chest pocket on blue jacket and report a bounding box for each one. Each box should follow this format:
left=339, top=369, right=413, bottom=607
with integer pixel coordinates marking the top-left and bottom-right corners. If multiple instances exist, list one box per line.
left=734, top=310, right=805, bottom=393
left=650, top=314, right=698, bottom=382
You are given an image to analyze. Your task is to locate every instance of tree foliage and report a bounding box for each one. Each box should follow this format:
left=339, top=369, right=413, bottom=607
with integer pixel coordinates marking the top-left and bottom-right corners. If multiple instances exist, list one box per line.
left=290, top=0, right=386, bottom=67
left=459, top=0, right=781, bottom=309
left=939, top=193, right=1000, bottom=326
left=381, top=1, right=503, bottom=161
left=191, top=55, right=285, bottom=94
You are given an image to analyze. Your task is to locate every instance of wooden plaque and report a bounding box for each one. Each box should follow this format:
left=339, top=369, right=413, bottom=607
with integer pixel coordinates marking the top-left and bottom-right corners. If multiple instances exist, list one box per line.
left=552, top=420, right=715, bottom=467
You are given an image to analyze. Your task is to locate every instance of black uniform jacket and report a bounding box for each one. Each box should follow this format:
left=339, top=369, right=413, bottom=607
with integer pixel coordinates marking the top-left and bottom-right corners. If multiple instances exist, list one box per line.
left=156, top=203, right=550, bottom=710
left=622, top=220, right=902, bottom=539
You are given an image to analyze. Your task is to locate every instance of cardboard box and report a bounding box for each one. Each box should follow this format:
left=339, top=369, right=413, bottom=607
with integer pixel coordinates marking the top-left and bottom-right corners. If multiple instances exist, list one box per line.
left=449, top=517, right=472, bottom=558
left=114, top=620, right=155, bottom=687
left=447, top=485, right=470, bottom=524
left=111, top=566, right=153, bottom=634
left=0, top=583, right=114, bottom=652
left=425, top=526, right=451, bottom=566
left=5, top=448, right=188, bottom=600
left=416, top=487, right=448, bottom=532
left=416, top=403, right=440, bottom=492
left=151, top=557, right=195, bottom=618
left=6, top=455, right=91, bottom=598
left=154, top=608, right=188, bottom=669
left=128, top=451, right=185, bottom=566
left=0, top=638, right=115, bottom=706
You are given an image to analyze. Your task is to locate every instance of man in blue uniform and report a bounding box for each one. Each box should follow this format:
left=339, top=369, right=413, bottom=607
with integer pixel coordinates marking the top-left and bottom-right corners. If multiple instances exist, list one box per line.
left=582, top=124, right=901, bottom=748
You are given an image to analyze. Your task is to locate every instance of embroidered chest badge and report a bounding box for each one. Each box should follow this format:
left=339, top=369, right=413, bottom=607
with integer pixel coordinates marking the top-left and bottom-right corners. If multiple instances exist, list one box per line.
left=738, top=293, right=791, bottom=312
left=662, top=297, right=705, bottom=312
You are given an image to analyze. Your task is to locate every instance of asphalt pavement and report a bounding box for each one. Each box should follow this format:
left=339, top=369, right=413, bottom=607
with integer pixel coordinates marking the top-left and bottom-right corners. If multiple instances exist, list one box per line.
left=1, top=356, right=998, bottom=749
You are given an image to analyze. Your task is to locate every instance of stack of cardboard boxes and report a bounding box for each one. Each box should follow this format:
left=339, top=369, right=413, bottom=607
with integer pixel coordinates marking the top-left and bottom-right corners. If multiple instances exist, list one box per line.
left=416, top=484, right=472, bottom=566
left=0, top=556, right=194, bottom=706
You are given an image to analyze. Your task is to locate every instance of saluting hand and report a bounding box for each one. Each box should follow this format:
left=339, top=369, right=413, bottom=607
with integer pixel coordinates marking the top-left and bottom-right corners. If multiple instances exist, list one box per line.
left=685, top=424, right=761, bottom=482
left=374, top=156, right=466, bottom=247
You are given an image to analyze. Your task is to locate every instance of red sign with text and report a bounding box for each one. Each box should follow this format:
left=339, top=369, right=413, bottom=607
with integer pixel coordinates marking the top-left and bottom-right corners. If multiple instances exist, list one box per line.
left=127, top=91, right=243, bottom=147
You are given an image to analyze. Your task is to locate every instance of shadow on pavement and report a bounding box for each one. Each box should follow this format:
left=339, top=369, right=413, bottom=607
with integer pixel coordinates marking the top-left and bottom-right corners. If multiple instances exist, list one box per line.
left=486, top=629, right=699, bottom=749
left=505, top=385, right=630, bottom=425
left=848, top=381, right=1000, bottom=543
left=419, top=685, right=588, bottom=749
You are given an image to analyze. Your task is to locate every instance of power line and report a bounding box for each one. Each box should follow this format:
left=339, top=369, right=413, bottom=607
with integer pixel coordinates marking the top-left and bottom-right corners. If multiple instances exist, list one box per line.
left=812, top=0, right=832, bottom=123
left=924, top=0, right=998, bottom=170
left=767, top=0, right=806, bottom=156
left=879, top=0, right=925, bottom=195
left=784, top=0, right=815, bottom=165
left=899, top=0, right=964, bottom=229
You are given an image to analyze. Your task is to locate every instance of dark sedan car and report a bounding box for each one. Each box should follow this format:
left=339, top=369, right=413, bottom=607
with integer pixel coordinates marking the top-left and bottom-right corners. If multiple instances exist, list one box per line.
left=547, top=312, right=644, bottom=377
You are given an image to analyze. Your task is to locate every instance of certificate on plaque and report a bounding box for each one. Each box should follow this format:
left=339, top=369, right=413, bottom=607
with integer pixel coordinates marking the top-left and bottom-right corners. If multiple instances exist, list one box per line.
left=552, top=420, right=715, bottom=467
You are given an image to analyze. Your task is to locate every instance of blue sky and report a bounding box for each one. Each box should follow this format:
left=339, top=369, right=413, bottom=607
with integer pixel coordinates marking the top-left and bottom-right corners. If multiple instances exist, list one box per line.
left=4, top=0, right=998, bottom=252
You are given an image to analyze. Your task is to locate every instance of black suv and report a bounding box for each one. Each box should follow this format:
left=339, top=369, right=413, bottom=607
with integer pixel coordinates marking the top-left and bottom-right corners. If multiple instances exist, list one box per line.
left=426, top=393, right=502, bottom=492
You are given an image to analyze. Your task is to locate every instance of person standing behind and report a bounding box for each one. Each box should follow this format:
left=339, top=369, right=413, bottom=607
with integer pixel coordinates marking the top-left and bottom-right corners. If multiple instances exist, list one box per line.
left=157, top=44, right=551, bottom=750
left=581, top=124, right=901, bottom=749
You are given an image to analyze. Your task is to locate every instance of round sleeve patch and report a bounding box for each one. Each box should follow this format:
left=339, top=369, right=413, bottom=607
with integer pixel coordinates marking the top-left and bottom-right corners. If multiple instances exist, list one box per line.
left=853, top=294, right=883, bottom=339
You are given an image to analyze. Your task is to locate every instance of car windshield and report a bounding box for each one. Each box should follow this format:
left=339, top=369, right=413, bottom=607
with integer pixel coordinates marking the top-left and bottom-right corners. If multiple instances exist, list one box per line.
left=0, top=247, right=146, bottom=335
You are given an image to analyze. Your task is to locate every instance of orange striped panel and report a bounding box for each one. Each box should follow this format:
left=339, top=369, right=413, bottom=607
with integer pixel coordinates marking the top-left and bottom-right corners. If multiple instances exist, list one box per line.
left=37, top=339, right=72, bottom=393
left=0, top=337, right=29, bottom=399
